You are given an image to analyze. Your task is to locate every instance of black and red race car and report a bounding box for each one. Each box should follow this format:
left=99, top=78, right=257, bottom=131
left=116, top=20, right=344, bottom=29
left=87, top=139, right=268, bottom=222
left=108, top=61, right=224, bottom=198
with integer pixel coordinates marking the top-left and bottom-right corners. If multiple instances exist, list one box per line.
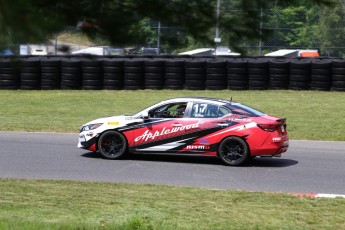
left=78, top=97, right=289, bottom=166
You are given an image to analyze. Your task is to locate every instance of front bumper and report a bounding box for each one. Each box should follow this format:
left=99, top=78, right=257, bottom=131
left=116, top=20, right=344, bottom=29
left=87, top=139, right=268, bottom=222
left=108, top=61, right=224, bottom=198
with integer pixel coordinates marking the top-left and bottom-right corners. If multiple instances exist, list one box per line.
left=78, top=133, right=98, bottom=151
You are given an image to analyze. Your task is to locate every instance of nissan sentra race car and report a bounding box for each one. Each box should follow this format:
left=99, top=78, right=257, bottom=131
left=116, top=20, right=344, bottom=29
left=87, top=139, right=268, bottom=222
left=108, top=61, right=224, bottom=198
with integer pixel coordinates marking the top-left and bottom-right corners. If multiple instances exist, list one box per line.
left=78, top=97, right=289, bottom=166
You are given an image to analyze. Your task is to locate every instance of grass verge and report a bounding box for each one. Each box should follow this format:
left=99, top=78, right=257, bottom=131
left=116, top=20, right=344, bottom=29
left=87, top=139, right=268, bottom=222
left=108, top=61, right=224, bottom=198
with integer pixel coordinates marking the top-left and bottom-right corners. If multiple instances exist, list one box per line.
left=0, top=90, right=344, bottom=140
left=1, top=178, right=345, bottom=230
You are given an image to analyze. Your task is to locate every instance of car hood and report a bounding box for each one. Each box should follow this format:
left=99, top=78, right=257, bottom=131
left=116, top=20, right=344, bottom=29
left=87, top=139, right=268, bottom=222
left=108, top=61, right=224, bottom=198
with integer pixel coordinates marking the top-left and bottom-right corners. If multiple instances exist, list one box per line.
left=84, top=115, right=138, bottom=127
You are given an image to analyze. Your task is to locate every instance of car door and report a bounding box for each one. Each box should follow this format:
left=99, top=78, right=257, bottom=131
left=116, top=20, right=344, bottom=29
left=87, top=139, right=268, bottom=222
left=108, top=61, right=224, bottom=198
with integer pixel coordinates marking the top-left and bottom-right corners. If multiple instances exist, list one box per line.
left=178, top=101, right=233, bottom=153
left=130, top=101, right=191, bottom=152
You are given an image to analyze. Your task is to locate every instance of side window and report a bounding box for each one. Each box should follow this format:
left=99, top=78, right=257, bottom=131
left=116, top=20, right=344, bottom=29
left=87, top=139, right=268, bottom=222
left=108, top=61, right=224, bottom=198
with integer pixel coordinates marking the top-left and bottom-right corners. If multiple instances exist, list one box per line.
left=148, top=102, right=187, bottom=118
left=218, top=106, right=231, bottom=117
left=191, top=103, right=231, bottom=118
left=191, top=103, right=208, bottom=118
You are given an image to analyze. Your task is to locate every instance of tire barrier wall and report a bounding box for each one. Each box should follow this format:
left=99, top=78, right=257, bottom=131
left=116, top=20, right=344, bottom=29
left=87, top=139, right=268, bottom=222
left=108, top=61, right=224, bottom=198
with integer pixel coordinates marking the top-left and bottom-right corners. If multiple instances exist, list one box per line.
left=0, top=56, right=344, bottom=91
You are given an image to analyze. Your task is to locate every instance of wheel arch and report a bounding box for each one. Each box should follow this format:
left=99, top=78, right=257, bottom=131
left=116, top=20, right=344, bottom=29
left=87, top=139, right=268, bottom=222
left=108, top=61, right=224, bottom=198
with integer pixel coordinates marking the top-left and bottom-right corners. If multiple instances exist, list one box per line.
left=216, top=135, right=251, bottom=157
left=95, top=128, right=129, bottom=151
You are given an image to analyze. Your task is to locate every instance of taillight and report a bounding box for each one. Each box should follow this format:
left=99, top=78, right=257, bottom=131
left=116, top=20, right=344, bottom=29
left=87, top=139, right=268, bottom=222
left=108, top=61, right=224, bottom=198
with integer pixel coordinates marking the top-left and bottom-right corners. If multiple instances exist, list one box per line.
left=257, top=124, right=279, bottom=132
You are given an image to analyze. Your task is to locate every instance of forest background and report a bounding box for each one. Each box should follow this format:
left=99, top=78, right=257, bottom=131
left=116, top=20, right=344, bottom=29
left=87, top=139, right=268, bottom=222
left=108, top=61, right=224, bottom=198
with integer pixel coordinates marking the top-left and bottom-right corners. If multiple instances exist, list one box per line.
left=0, top=0, right=344, bottom=57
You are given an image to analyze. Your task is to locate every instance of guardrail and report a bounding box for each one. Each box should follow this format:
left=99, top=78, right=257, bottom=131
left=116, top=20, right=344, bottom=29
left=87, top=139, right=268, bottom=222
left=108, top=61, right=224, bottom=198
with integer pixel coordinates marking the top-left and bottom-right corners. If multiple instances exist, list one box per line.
left=0, top=56, right=344, bottom=91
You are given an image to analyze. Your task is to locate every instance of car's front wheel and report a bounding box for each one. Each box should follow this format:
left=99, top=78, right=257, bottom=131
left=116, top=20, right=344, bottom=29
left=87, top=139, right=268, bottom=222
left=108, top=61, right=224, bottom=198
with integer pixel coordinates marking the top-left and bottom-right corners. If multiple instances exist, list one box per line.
left=218, top=136, right=249, bottom=166
left=98, top=130, right=128, bottom=159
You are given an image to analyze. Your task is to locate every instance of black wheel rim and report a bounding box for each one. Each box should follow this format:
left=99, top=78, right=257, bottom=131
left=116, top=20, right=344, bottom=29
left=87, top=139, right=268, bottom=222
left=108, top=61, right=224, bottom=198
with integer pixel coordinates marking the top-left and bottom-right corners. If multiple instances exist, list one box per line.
left=220, top=139, right=245, bottom=163
left=100, top=133, right=124, bottom=157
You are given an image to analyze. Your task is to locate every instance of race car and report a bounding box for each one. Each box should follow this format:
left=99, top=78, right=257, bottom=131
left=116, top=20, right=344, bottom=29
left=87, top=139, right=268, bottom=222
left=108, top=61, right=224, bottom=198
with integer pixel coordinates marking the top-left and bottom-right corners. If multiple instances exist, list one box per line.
left=78, top=97, right=289, bottom=166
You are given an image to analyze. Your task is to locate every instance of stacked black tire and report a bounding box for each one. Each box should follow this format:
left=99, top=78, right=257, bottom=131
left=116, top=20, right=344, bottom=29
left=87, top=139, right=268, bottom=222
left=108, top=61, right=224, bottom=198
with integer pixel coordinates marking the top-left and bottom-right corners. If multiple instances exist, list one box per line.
left=82, top=59, right=102, bottom=90
left=20, top=58, right=41, bottom=90
left=0, top=58, right=19, bottom=89
left=144, top=59, right=164, bottom=90
left=247, top=59, right=269, bottom=90
left=61, top=59, right=82, bottom=89
left=268, top=59, right=290, bottom=89
left=227, top=59, right=248, bottom=90
left=289, top=59, right=311, bottom=90
left=2, top=56, right=345, bottom=91
left=331, top=60, right=345, bottom=91
left=102, top=58, right=124, bottom=90
left=205, top=60, right=227, bottom=90
left=40, top=58, right=61, bottom=90
left=124, top=59, right=144, bottom=90
left=185, top=59, right=206, bottom=90
left=164, top=59, right=185, bottom=90
left=310, top=60, right=332, bottom=91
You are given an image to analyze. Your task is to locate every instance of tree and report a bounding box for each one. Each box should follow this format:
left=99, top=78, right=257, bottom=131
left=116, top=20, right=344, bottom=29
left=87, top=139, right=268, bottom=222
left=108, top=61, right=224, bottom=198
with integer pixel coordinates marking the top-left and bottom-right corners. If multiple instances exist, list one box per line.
left=266, top=3, right=320, bottom=49
left=318, top=0, right=345, bottom=57
left=0, top=0, right=334, bottom=53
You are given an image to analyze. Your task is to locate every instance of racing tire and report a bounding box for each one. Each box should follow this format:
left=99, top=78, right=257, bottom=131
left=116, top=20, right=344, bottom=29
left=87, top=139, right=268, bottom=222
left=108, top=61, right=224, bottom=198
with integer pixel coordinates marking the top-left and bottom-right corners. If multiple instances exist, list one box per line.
left=269, top=68, right=289, bottom=75
left=332, top=74, right=345, bottom=81
left=332, top=60, right=345, bottom=68
left=248, top=68, right=268, bottom=75
left=98, top=131, right=128, bottom=159
left=103, top=66, right=123, bottom=74
left=289, top=81, right=309, bottom=90
left=218, top=136, right=250, bottom=166
left=289, top=75, right=310, bottom=82
left=331, top=87, right=345, bottom=92
left=268, top=59, right=289, bottom=69
left=227, top=80, right=248, bottom=87
left=290, top=60, right=310, bottom=69
left=164, top=84, right=184, bottom=90
left=164, top=59, right=185, bottom=67
left=227, top=59, right=247, bottom=68
left=270, top=74, right=289, bottom=82
left=185, top=68, right=205, bottom=74
left=332, top=81, right=345, bottom=88
left=102, top=58, right=124, bottom=67
left=269, top=80, right=288, bottom=89
left=227, top=74, right=248, bottom=81
left=165, top=67, right=184, bottom=74
left=227, top=68, right=247, bottom=74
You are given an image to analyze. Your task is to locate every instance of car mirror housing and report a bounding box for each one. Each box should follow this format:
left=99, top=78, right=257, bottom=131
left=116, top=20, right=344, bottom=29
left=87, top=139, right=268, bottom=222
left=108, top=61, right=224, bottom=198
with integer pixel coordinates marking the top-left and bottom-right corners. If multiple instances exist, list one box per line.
left=139, top=111, right=149, bottom=120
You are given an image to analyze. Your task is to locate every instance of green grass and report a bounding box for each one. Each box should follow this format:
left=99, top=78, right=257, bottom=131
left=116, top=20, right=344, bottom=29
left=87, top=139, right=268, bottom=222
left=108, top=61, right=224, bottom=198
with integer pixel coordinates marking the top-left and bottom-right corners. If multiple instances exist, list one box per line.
left=1, top=178, right=345, bottom=230
left=0, top=90, right=344, bottom=140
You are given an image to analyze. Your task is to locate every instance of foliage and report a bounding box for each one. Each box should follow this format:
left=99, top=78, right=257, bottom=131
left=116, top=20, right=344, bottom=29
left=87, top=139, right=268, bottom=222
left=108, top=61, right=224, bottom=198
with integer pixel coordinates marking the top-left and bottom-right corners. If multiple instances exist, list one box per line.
left=0, top=0, right=335, bottom=53
left=318, top=0, right=345, bottom=57
left=267, top=5, right=320, bottom=49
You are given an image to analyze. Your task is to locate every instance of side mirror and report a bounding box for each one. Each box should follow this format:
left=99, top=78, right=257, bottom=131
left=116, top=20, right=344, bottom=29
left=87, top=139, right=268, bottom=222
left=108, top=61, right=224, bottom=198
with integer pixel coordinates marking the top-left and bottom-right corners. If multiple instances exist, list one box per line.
left=139, top=111, right=149, bottom=121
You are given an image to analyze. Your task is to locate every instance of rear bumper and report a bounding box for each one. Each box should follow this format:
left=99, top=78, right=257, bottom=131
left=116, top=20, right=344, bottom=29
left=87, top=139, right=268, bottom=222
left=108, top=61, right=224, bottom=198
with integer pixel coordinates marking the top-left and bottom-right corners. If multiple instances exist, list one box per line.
left=251, top=135, right=289, bottom=157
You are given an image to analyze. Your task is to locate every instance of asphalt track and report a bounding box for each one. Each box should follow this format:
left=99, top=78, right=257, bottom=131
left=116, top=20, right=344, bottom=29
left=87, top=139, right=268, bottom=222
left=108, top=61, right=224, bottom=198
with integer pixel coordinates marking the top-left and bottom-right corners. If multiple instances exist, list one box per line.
left=0, top=132, right=344, bottom=194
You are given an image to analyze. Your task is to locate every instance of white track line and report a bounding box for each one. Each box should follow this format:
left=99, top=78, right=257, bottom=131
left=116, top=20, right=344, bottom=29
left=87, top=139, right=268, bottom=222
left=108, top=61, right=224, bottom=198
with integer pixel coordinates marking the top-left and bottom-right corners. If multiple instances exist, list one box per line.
left=292, top=193, right=345, bottom=198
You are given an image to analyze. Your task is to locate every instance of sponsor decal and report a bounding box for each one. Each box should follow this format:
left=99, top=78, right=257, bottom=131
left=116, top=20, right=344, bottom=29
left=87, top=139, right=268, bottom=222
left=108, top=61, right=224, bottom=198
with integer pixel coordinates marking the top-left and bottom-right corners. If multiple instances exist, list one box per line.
left=86, top=132, right=94, bottom=137
left=108, top=121, right=120, bottom=126
left=186, top=145, right=210, bottom=150
left=229, top=118, right=252, bottom=122
left=272, top=137, right=282, bottom=142
left=135, top=121, right=200, bottom=142
left=199, top=138, right=210, bottom=145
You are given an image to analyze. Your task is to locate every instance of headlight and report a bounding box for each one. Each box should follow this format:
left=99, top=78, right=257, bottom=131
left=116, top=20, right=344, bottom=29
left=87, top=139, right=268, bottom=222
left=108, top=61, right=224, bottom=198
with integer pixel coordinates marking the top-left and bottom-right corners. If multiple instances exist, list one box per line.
left=80, top=123, right=103, bottom=132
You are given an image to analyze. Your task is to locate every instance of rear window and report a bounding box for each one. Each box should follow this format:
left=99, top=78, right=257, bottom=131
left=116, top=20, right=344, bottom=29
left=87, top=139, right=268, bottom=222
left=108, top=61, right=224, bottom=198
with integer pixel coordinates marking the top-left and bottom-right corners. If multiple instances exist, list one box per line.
left=228, top=104, right=266, bottom=117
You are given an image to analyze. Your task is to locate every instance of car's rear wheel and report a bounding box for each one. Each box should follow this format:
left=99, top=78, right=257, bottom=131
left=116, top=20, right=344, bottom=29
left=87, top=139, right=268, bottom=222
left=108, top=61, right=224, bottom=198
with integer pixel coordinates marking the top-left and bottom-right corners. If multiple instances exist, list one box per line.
left=218, top=136, right=250, bottom=166
left=98, top=131, right=128, bottom=159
